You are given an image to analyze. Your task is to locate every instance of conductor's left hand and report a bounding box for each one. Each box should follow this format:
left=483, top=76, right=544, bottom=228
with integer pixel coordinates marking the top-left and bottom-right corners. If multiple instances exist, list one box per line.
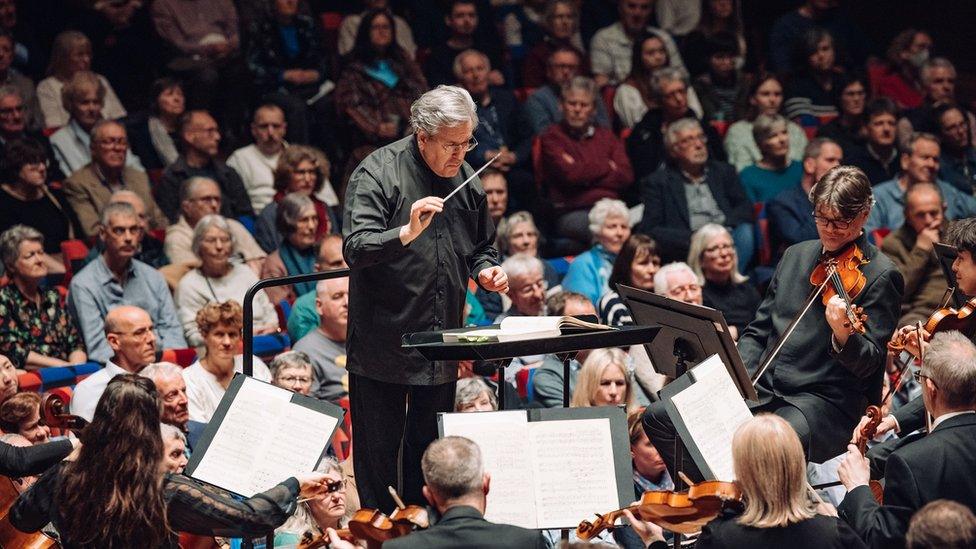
left=478, top=266, right=508, bottom=294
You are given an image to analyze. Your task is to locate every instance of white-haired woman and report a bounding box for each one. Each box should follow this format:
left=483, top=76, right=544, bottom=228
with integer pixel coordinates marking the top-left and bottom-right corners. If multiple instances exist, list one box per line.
left=562, top=198, right=631, bottom=308
left=688, top=223, right=759, bottom=339
left=175, top=215, right=278, bottom=348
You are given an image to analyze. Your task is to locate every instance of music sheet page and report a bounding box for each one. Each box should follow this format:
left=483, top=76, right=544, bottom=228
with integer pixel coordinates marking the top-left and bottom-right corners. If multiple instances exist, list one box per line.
left=191, top=377, right=338, bottom=496
left=669, top=354, right=753, bottom=481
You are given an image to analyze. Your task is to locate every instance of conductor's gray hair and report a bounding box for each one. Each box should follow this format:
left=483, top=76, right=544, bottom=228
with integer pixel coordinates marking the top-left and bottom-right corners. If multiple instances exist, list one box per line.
left=653, top=262, right=696, bottom=296
left=501, top=252, right=543, bottom=281
left=922, top=331, right=976, bottom=408
left=588, top=198, right=629, bottom=237
left=421, top=436, right=484, bottom=499
left=664, top=117, right=703, bottom=149
left=409, top=85, right=479, bottom=136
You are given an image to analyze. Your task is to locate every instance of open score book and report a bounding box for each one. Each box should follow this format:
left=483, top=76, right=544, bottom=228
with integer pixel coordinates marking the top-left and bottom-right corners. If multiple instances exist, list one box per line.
left=443, top=315, right=613, bottom=343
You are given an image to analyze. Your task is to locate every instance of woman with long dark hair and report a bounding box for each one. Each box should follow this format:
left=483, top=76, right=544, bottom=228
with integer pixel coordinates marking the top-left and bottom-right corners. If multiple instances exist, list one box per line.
left=11, top=374, right=331, bottom=548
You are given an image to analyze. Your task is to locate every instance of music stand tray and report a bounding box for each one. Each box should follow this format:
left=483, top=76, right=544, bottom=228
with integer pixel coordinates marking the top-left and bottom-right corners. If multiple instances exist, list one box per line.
left=402, top=325, right=660, bottom=408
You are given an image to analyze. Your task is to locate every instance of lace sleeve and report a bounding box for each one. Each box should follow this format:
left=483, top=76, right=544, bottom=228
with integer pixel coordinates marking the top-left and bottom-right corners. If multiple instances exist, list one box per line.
left=164, top=474, right=300, bottom=538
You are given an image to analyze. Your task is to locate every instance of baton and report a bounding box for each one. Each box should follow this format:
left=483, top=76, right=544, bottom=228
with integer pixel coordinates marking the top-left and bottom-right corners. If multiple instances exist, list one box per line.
left=419, top=152, right=503, bottom=222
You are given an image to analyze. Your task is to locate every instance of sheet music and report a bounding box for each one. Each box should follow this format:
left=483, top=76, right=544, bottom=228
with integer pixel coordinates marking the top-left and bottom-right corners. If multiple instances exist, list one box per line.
left=670, top=354, right=753, bottom=481
left=529, top=418, right=618, bottom=529
left=190, top=377, right=338, bottom=496
left=441, top=411, right=538, bottom=528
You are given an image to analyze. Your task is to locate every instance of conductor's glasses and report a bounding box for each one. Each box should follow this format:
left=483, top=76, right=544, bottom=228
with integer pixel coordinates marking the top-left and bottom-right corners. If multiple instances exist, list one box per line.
left=433, top=136, right=478, bottom=154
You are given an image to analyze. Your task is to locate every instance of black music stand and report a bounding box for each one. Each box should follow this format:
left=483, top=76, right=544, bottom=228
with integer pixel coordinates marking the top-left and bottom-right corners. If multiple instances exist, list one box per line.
left=935, top=242, right=965, bottom=307
left=402, top=324, right=660, bottom=408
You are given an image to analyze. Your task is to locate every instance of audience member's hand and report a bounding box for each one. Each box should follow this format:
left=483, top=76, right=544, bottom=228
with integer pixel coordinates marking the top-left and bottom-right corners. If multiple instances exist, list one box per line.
left=326, top=528, right=357, bottom=549
left=294, top=472, right=332, bottom=499
left=621, top=508, right=665, bottom=545
left=916, top=225, right=940, bottom=251
left=837, top=444, right=870, bottom=491
left=850, top=413, right=897, bottom=445
left=478, top=266, right=509, bottom=294
left=488, top=69, right=505, bottom=87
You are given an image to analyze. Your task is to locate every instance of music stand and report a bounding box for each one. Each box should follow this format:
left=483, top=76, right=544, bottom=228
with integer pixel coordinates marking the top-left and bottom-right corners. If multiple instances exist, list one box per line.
left=934, top=242, right=965, bottom=307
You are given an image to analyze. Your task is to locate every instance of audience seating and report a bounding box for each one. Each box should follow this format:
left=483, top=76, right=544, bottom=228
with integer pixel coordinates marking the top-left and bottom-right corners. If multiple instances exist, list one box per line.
left=59, top=239, right=90, bottom=284
left=16, top=362, right=100, bottom=393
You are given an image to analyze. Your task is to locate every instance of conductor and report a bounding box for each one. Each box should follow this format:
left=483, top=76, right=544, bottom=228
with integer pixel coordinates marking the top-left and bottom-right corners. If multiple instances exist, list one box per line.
left=343, top=85, right=508, bottom=511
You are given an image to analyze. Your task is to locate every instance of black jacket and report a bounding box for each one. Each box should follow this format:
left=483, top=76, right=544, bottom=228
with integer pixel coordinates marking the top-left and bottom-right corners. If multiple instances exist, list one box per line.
left=637, top=159, right=752, bottom=263
left=383, top=505, right=547, bottom=549
left=839, top=412, right=976, bottom=549
left=697, top=508, right=866, bottom=549
left=626, top=108, right=726, bottom=181
left=738, top=233, right=904, bottom=462
left=157, top=157, right=255, bottom=223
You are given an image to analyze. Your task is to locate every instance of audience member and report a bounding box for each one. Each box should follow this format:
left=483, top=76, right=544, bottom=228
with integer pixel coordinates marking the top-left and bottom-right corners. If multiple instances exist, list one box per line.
left=454, top=377, right=497, bottom=412
left=500, top=253, right=547, bottom=319
left=570, top=347, right=636, bottom=412
left=872, top=29, right=932, bottom=110
left=70, top=305, right=157, bottom=421
left=598, top=234, right=660, bottom=326
left=681, top=0, right=746, bottom=78
left=783, top=28, right=842, bottom=131
left=125, top=77, right=184, bottom=172
left=520, top=0, right=587, bottom=89
left=739, top=114, right=803, bottom=202
left=531, top=291, right=595, bottom=407
left=269, top=350, right=315, bottom=396
left=286, top=234, right=347, bottom=341
left=934, top=104, right=976, bottom=195
left=816, top=72, right=868, bottom=154
left=226, top=105, right=287, bottom=213
left=261, top=192, right=321, bottom=304
left=695, top=414, right=866, bottom=548
left=338, top=0, right=416, bottom=59
left=897, top=58, right=976, bottom=144
left=335, top=8, right=427, bottom=183
left=844, top=97, right=899, bottom=186
left=159, top=423, right=188, bottom=474
left=151, top=0, right=247, bottom=139
left=616, top=33, right=704, bottom=129
left=64, top=120, right=168, bottom=238
left=837, top=331, right=976, bottom=548
left=628, top=407, right=672, bottom=492
left=562, top=198, right=631, bottom=307
left=653, top=262, right=704, bottom=305
left=627, top=67, right=724, bottom=181
left=82, top=190, right=171, bottom=273
left=49, top=71, right=143, bottom=177
left=157, top=110, right=254, bottom=223
left=522, top=46, right=611, bottom=137
left=905, top=499, right=976, bottom=549
left=767, top=137, right=843, bottom=251
left=175, top=215, right=278, bottom=347
left=766, top=0, right=870, bottom=75
left=68, top=202, right=185, bottom=363
left=0, top=225, right=85, bottom=368
left=482, top=168, right=508, bottom=224
left=724, top=73, right=808, bottom=172
left=140, top=362, right=195, bottom=436
left=0, top=30, right=36, bottom=129
left=246, top=1, right=333, bottom=149
left=36, top=31, right=126, bottom=129
left=164, top=177, right=267, bottom=272
left=279, top=457, right=355, bottom=544
left=880, top=183, right=948, bottom=325
left=255, top=144, right=336, bottom=253
left=0, top=0, right=39, bottom=80
left=0, top=354, right=16, bottom=407
left=183, top=300, right=271, bottom=423
left=0, top=86, right=61, bottom=179
left=496, top=0, right=548, bottom=71
left=0, top=139, right=80, bottom=271
left=0, top=392, right=49, bottom=444
left=292, top=276, right=349, bottom=403
left=425, top=0, right=504, bottom=87
left=589, top=0, right=685, bottom=87
left=688, top=223, right=758, bottom=338
left=539, top=78, right=633, bottom=247
left=638, top=117, right=753, bottom=265
left=865, top=132, right=976, bottom=235
left=692, top=31, right=745, bottom=123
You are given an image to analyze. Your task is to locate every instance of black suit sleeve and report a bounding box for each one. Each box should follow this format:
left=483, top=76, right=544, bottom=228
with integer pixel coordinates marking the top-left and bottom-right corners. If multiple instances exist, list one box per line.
left=838, top=453, right=918, bottom=549
left=9, top=462, right=60, bottom=533
left=638, top=173, right=692, bottom=254
left=0, top=439, right=72, bottom=478
left=892, top=396, right=926, bottom=434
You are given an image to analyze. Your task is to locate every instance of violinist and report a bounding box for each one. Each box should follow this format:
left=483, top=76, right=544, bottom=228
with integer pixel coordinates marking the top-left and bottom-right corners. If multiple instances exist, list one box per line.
left=697, top=415, right=866, bottom=549
left=836, top=331, right=976, bottom=549
left=278, top=458, right=356, bottom=544
left=10, top=374, right=335, bottom=548
left=325, top=436, right=546, bottom=549
left=644, top=165, right=904, bottom=479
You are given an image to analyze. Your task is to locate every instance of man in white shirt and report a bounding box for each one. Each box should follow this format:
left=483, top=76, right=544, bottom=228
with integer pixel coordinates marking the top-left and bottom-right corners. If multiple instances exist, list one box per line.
left=71, top=305, right=157, bottom=421
left=226, top=104, right=287, bottom=213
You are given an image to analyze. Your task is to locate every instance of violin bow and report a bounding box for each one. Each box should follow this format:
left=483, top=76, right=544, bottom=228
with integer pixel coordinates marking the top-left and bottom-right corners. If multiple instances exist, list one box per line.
left=418, top=153, right=502, bottom=222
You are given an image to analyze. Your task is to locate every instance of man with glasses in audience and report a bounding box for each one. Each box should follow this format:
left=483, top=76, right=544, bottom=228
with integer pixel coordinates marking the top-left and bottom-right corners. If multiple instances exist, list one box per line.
left=498, top=254, right=547, bottom=319
left=0, top=86, right=61, bottom=179
left=293, top=277, right=349, bottom=403
left=343, top=86, right=506, bottom=512
left=652, top=262, right=703, bottom=305
left=642, top=165, right=903, bottom=481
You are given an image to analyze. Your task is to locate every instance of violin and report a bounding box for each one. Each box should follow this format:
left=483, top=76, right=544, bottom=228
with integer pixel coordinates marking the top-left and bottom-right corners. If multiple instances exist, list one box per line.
left=809, top=242, right=870, bottom=334
left=577, top=478, right=743, bottom=538
left=889, top=296, right=976, bottom=352
left=298, top=488, right=429, bottom=549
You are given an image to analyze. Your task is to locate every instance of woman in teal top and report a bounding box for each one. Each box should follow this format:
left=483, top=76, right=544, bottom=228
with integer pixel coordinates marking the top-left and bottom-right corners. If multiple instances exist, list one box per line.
left=739, top=113, right=803, bottom=203
left=563, top=199, right=631, bottom=307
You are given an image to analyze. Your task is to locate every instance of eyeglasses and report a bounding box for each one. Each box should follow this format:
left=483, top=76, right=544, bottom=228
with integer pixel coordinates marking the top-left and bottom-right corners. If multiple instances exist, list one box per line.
left=431, top=135, right=478, bottom=153
left=517, top=279, right=547, bottom=297
left=202, top=236, right=231, bottom=245
left=704, top=243, right=734, bottom=254
left=812, top=213, right=858, bottom=230
left=0, top=105, right=24, bottom=116
left=912, top=369, right=937, bottom=388
left=668, top=283, right=701, bottom=297
left=278, top=375, right=312, bottom=384
left=97, top=137, right=128, bottom=148
left=677, top=133, right=707, bottom=147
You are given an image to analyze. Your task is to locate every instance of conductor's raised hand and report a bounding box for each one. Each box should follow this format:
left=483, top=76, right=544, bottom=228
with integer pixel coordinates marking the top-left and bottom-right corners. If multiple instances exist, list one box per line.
left=478, top=266, right=509, bottom=294
left=400, top=196, right=444, bottom=245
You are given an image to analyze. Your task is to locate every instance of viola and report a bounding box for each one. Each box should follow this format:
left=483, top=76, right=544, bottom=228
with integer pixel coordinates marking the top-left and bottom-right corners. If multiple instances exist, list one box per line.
left=856, top=405, right=885, bottom=504
left=577, top=479, right=743, bottom=538
left=809, top=242, right=869, bottom=334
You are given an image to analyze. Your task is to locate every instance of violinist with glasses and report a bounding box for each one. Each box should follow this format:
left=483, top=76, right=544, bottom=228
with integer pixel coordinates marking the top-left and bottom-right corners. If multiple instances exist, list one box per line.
left=643, top=165, right=904, bottom=481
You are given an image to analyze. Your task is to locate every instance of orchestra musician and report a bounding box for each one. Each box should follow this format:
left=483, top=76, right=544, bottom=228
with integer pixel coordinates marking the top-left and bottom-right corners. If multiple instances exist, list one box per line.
left=696, top=415, right=866, bottom=549
left=643, top=165, right=904, bottom=480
